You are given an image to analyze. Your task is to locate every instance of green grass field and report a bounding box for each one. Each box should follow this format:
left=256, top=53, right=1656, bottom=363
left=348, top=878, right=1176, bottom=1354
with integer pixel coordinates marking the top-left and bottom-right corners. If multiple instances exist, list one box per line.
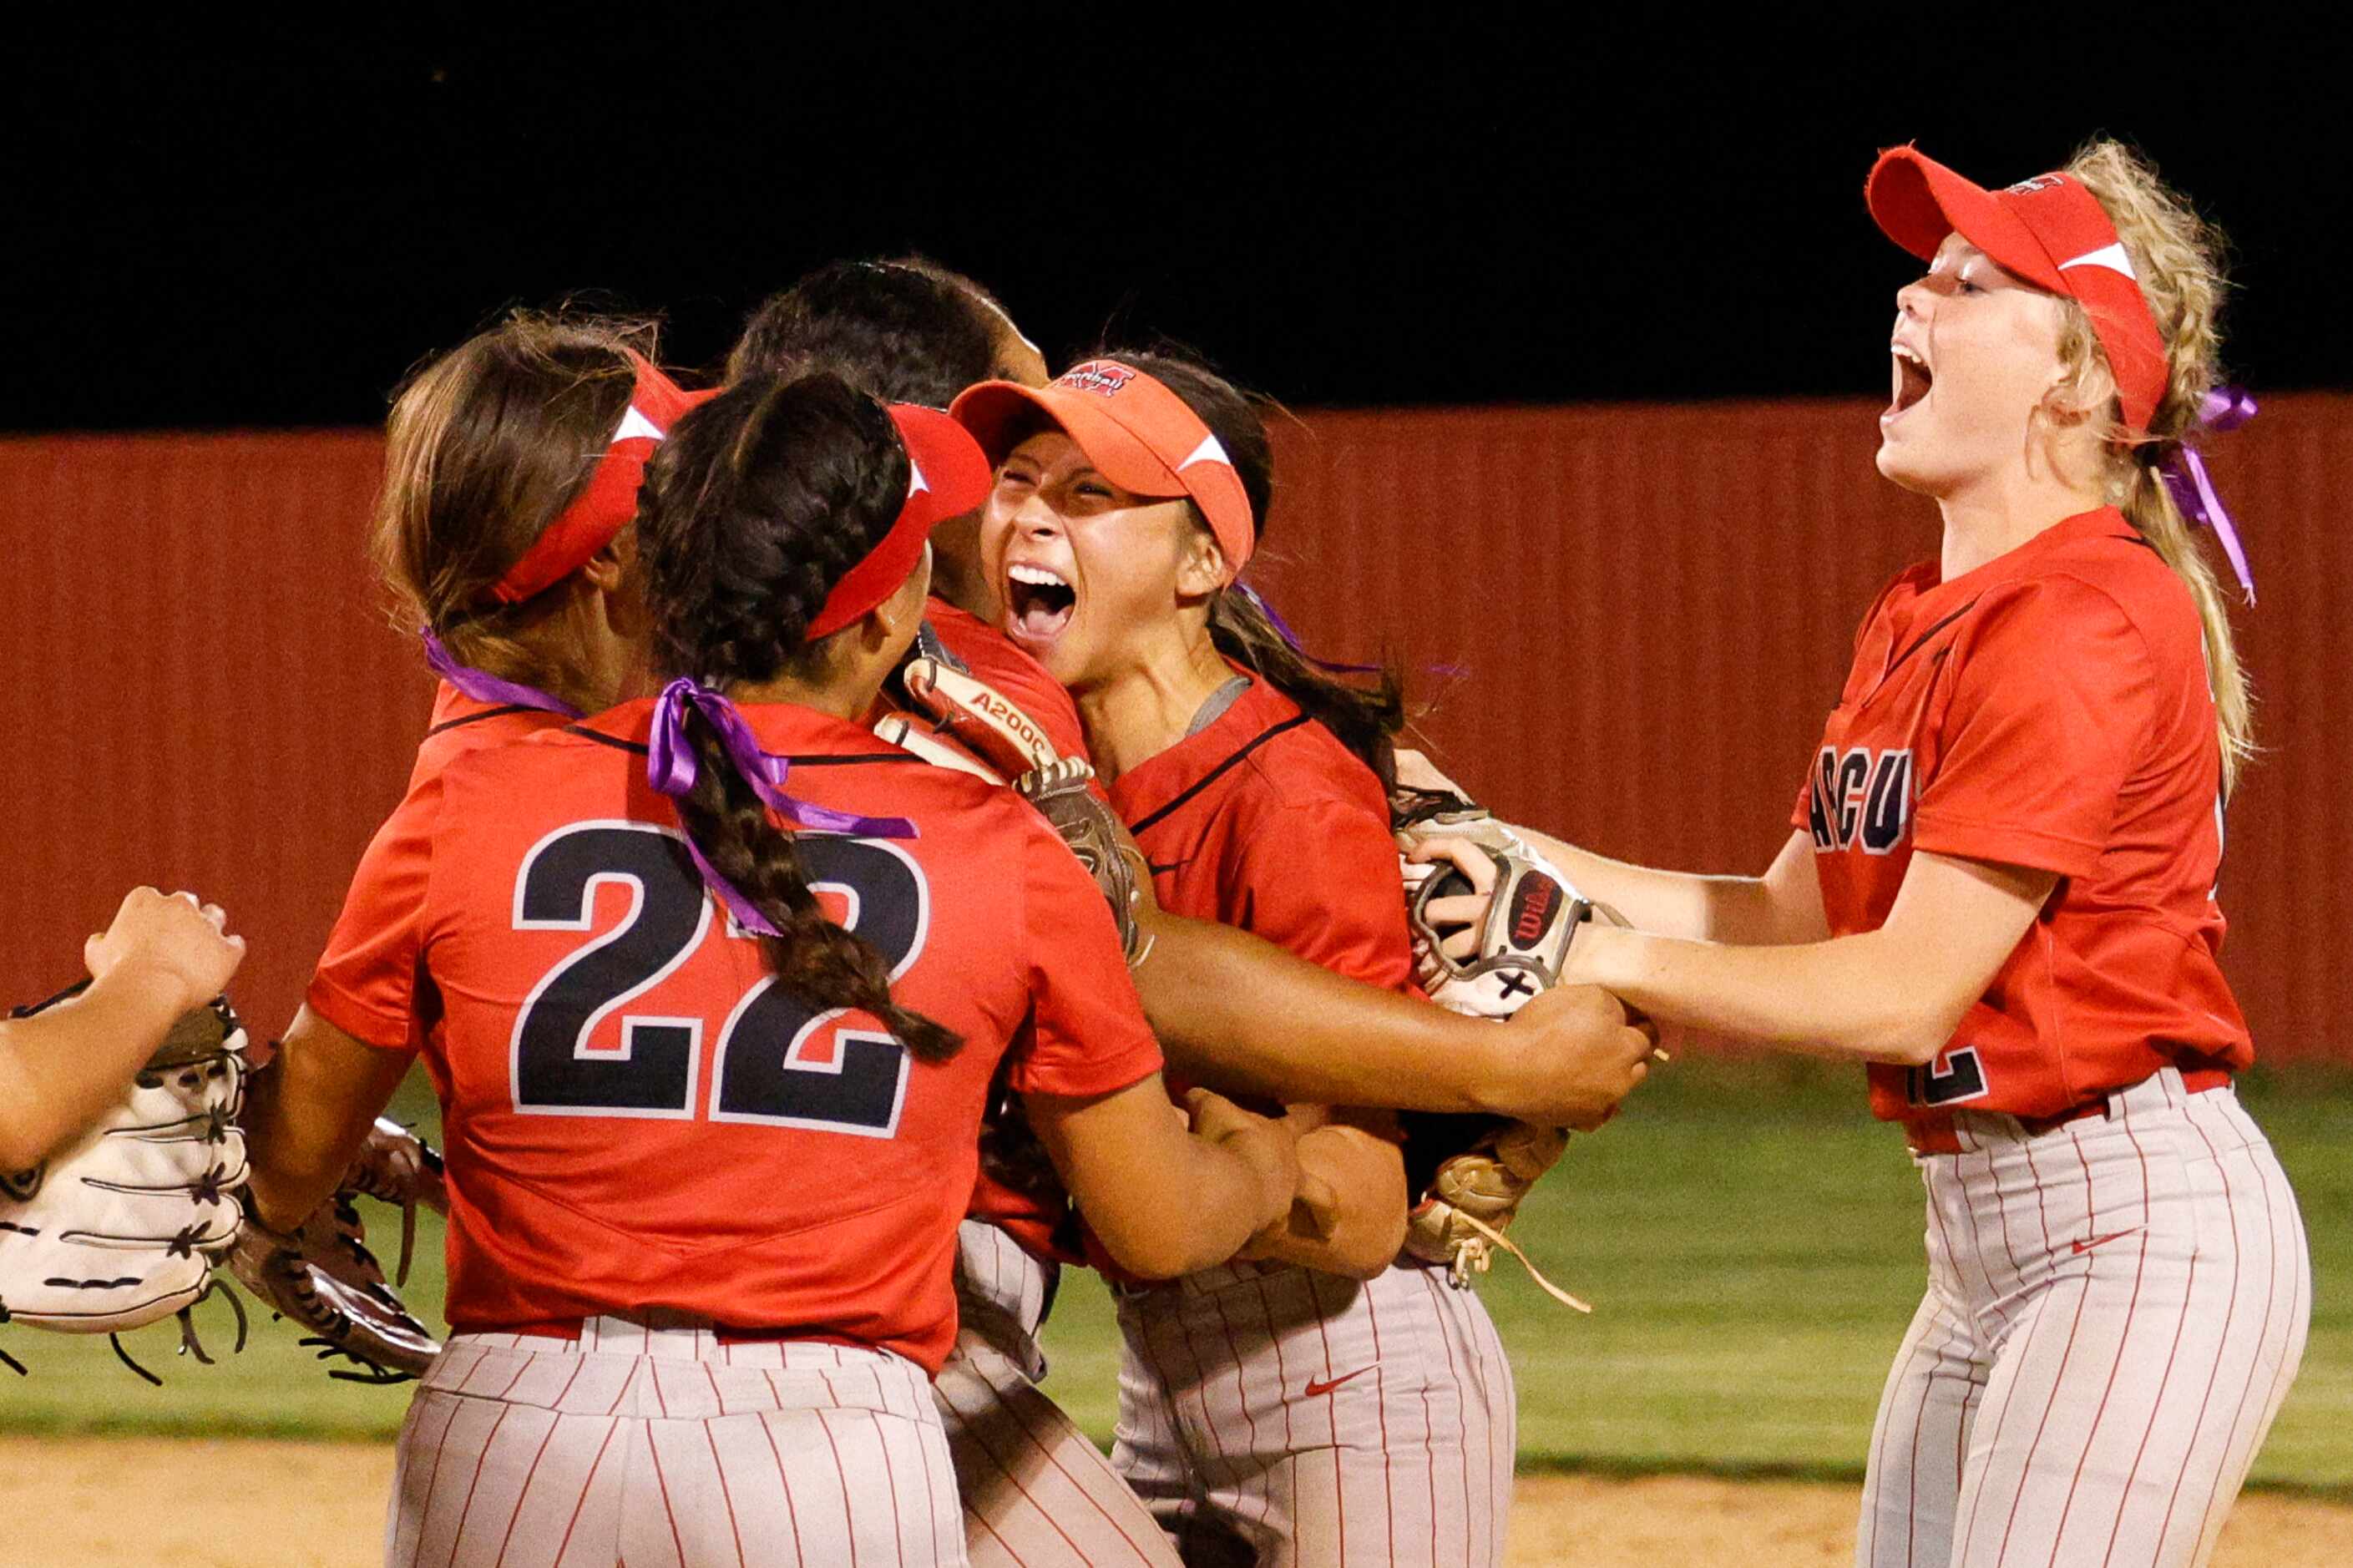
left=4, top=1061, right=2344, bottom=1500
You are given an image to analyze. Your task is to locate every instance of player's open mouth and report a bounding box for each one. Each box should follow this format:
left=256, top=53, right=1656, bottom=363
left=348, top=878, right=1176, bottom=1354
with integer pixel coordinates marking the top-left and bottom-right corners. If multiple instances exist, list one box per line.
left=1005, top=562, right=1076, bottom=644
left=1885, top=342, right=1932, bottom=422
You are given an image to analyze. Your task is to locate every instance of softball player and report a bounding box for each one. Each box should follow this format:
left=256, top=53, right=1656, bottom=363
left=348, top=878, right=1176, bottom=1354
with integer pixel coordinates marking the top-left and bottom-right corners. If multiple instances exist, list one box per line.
left=954, top=353, right=1522, bottom=1567
left=242, top=372, right=1305, bottom=1568
left=1439, top=143, right=2308, bottom=1567
left=731, top=265, right=1654, bottom=1568
left=257, top=311, right=704, bottom=1157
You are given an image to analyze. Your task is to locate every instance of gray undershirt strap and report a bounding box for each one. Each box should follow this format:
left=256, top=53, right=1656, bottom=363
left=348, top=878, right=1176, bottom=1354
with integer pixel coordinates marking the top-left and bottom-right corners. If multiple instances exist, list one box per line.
left=1186, top=675, right=1252, bottom=738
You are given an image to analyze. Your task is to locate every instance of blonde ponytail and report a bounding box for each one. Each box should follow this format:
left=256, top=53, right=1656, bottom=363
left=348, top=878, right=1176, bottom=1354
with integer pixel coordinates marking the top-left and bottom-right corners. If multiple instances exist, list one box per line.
left=2046, top=139, right=2254, bottom=793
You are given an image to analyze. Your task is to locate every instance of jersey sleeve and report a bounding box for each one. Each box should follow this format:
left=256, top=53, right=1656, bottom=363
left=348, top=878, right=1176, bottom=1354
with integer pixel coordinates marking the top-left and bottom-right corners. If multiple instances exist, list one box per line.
left=1013, top=819, right=1164, bottom=1100
left=1910, top=579, right=2153, bottom=879
left=305, top=775, right=445, bottom=1052
left=1231, top=789, right=1418, bottom=993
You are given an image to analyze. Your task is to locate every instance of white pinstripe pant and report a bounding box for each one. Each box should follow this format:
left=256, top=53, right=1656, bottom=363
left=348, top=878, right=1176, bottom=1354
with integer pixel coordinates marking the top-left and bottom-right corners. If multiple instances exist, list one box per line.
left=934, top=1220, right=1182, bottom=1568
left=1858, top=1069, right=2310, bottom=1568
left=1112, top=1259, right=1516, bottom=1567
left=388, top=1317, right=966, bottom=1568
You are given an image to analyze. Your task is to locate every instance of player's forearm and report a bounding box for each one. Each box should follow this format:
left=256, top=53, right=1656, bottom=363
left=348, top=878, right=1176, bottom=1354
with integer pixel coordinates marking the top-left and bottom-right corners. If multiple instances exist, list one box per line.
left=1138, top=912, right=1516, bottom=1111
left=1509, top=827, right=1789, bottom=945
left=1573, top=923, right=1961, bottom=1065
left=241, top=1006, right=412, bottom=1230
left=1241, top=1120, right=1409, bottom=1281
left=0, top=966, right=195, bottom=1170
left=1031, top=1076, right=1297, bottom=1279
left=1131, top=1134, right=1304, bottom=1277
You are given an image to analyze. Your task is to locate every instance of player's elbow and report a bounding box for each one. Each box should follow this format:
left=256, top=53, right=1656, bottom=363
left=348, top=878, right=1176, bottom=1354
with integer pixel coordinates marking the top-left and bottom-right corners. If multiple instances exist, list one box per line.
left=1849, top=991, right=1976, bottom=1068
left=1090, top=1213, right=1235, bottom=1282
left=1320, top=1206, right=1410, bottom=1282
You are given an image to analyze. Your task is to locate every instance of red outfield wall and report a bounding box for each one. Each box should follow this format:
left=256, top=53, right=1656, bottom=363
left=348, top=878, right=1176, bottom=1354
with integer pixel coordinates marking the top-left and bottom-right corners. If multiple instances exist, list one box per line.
left=3, top=397, right=2346, bottom=1060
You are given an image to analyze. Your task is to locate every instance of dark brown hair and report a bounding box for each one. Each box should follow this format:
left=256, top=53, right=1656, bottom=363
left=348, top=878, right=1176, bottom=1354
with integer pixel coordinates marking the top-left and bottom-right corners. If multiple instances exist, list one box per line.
left=728, top=255, right=1010, bottom=409
left=635, top=372, right=961, bottom=1061
left=1116, top=350, right=1408, bottom=787
left=372, top=309, right=655, bottom=711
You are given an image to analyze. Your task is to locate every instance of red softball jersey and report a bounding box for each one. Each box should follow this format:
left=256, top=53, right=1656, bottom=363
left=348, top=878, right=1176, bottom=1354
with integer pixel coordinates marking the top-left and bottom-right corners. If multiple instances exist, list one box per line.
left=305, top=696, right=1162, bottom=1372
left=1792, top=508, right=2251, bottom=1149
left=308, top=682, right=568, bottom=1052
left=917, top=597, right=1101, bottom=1262
left=1110, top=670, right=1415, bottom=995
left=1094, top=670, right=1415, bottom=1280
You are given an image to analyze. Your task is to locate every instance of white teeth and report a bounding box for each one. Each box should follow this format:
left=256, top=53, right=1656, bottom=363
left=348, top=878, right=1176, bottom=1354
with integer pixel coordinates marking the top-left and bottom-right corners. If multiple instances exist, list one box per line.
left=1009, top=564, right=1068, bottom=587
left=1890, top=343, right=1929, bottom=368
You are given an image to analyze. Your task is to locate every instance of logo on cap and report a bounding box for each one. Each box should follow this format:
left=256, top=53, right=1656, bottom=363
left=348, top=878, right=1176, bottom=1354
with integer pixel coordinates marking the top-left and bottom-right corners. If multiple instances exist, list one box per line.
left=1177, top=432, right=1233, bottom=473
left=2059, top=242, right=2139, bottom=282
left=2006, top=175, right=2065, bottom=195
left=1058, top=362, right=1135, bottom=398
left=613, top=406, right=667, bottom=444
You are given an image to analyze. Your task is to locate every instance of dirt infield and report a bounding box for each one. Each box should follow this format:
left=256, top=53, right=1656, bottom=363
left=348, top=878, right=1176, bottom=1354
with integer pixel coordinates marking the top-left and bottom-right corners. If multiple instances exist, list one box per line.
left=3, top=1438, right=2343, bottom=1565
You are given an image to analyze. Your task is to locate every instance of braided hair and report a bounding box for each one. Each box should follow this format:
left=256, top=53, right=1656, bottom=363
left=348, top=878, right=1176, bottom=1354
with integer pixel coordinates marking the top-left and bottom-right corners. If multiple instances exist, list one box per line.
left=635, top=372, right=961, bottom=1061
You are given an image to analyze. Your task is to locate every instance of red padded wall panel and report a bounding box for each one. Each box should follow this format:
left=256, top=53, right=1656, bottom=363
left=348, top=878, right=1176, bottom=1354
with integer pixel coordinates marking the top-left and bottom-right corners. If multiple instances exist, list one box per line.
left=4, top=396, right=2344, bottom=1058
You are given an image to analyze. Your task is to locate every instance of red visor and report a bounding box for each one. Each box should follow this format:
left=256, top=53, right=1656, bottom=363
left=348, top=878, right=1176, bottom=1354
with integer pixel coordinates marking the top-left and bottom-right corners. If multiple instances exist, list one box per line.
left=1866, top=146, right=2168, bottom=433
left=949, top=360, right=1257, bottom=577
left=803, top=405, right=994, bottom=640
left=490, top=355, right=718, bottom=605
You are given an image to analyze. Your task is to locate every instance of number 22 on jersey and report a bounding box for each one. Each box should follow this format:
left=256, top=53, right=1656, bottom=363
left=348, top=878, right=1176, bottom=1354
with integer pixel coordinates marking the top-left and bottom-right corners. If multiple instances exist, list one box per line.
left=505, top=821, right=929, bottom=1139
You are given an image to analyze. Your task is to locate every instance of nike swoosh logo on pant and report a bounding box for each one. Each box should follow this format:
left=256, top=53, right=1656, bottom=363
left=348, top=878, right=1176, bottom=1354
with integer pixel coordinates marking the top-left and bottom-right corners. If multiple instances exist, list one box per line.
left=2072, top=1228, right=2142, bottom=1254
left=1305, top=1365, right=1378, bottom=1397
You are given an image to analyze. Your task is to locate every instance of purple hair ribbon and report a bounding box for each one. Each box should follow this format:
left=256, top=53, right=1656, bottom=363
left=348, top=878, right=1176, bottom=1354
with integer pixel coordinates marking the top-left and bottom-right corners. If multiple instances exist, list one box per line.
left=646, top=678, right=915, bottom=937
left=1234, top=583, right=1469, bottom=680
left=2159, top=386, right=2259, bottom=604
left=1232, top=583, right=1386, bottom=675
left=421, top=630, right=583, bottom=717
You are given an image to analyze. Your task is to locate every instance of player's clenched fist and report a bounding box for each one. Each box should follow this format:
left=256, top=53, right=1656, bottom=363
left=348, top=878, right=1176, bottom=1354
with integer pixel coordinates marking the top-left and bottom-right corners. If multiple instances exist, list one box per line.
left=1485, top=984, right=1657, bottom=1130
left=83, top=887, right=247, bottom=1014
left=1183, top=1086, right=1304, bottom=1231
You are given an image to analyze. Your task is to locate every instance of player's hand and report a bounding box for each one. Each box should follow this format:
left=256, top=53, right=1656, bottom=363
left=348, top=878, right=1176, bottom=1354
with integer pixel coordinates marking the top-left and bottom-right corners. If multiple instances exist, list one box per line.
left=1393, top=747, right=1469, bottom=799
left=83, top=887, right=246, bottom=1016
left=1406, top=837, right=1498, bottom=959
left=1184, top=1088, right=1303, bottom=1232
left=1481, top=984, right=1659, bottom=1130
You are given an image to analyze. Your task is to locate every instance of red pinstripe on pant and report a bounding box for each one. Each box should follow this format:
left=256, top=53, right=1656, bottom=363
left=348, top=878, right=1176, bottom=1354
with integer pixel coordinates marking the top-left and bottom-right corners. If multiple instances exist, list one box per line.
left=934, top=1219, right=1182, bottom=1568
left=387, top=1319, right=967, bottom=1567
left=1111, top=1257, right=1515, bottom=1566
left=1855, top=1070, right=2310, bottom=1568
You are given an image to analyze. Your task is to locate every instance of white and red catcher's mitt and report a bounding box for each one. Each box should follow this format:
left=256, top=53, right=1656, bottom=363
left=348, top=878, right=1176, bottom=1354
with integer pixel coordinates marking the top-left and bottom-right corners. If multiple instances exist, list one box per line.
left=1399, top=843, right=1603, bottom=1310
left=0, top=985, right=252, bottom=1379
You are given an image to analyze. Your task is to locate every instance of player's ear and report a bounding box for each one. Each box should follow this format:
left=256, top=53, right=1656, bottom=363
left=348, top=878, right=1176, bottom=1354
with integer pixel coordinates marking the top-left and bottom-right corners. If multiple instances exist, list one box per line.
left=579, top=530, right=645, bottom=638
left=1175, top=524, right=1230, bottom=599
left=579, top=529, right=632, bottom=592
left=853, top=547, right=934, bottom=652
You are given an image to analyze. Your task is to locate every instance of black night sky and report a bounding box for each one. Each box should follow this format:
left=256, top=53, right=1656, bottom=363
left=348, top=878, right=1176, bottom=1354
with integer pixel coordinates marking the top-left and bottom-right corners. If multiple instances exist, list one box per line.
left=9, top=18, right=2340, bottom=433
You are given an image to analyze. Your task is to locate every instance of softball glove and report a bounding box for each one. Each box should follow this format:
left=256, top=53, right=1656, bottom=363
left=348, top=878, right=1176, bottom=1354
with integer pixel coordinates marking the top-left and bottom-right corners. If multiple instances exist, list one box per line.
left=0, top=984, right=252, bottom=1378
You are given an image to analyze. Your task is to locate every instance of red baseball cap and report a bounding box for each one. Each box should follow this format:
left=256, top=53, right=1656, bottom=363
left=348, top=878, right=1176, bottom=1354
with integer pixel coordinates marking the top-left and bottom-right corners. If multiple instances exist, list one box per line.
left=803, top=403, right=994, bottom=640
left=950, top=360, right=1258, bottom=575
left=1866, top=146, right=2168, bottom=433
